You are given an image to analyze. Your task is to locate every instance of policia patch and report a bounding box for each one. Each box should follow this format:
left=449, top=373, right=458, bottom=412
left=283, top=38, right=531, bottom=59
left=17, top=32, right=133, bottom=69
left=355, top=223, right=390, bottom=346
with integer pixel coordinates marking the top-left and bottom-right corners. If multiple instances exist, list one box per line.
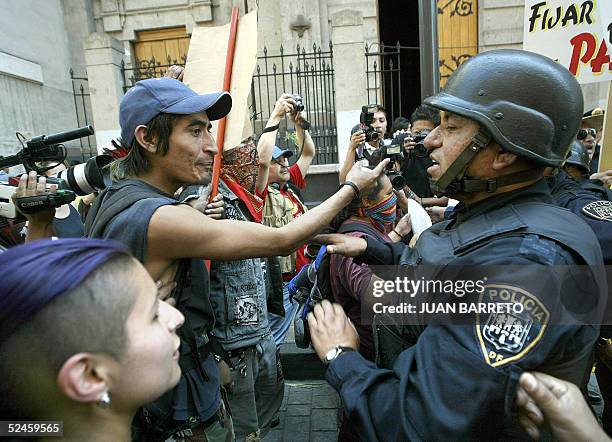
left=475, top=285, right=550, bottom=367
left=582, top=200, right=612, bottom=221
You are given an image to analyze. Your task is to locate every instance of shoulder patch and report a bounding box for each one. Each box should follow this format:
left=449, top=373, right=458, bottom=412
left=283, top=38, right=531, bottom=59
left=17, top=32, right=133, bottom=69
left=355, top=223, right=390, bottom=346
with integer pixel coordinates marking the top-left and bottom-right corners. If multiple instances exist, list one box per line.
left=582, top=200, right=612, bottom=221
left=475, top=284, right=549, bottom=367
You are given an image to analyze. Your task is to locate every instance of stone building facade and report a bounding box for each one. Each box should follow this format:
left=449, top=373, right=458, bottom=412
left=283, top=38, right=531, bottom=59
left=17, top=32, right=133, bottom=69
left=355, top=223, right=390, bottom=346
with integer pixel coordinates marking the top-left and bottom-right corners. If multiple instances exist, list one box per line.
left=1, top=0, right=608, bottom=189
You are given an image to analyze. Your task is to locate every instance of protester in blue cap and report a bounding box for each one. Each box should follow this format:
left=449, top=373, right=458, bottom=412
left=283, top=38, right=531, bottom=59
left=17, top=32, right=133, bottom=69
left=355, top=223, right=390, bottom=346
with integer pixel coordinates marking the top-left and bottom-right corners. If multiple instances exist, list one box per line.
left=43, top=75, right=386, bottom=441
left=0, top=238, right=184, bottom=441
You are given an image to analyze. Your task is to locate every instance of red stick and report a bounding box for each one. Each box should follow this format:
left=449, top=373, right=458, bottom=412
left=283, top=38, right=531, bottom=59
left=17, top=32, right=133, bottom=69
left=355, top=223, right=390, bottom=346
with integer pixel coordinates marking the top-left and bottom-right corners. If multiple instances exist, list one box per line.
left=206, top=6, right=239, bottom=271
left=210, top=6, right=239, bottom=200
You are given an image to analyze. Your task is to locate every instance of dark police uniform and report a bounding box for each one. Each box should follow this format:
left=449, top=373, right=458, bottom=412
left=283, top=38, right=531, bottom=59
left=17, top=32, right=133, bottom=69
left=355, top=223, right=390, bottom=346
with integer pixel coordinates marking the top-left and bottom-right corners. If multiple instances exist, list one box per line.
left=325, top=180, right=607, bottom=441
left=549, top=169, right=612, bottom=432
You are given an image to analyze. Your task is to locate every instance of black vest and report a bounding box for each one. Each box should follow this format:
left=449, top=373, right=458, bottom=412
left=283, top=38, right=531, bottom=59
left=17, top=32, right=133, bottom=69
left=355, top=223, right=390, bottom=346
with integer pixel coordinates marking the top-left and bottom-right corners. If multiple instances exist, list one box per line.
left=374, top=201, right=604, bottom=383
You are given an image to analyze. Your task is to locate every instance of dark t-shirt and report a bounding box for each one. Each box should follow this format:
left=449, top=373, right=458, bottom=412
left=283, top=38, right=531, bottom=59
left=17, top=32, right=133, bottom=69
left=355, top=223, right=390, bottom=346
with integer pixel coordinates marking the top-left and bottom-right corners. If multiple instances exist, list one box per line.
left=53, top=205, right=85, bottom=238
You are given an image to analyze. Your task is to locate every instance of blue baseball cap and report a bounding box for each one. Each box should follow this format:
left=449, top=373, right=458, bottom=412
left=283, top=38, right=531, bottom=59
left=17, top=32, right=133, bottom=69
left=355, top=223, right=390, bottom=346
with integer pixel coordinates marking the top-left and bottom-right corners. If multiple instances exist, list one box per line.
left=272, top=146, right=293, bottom=160
left=119, top=77, right=232, bottom=146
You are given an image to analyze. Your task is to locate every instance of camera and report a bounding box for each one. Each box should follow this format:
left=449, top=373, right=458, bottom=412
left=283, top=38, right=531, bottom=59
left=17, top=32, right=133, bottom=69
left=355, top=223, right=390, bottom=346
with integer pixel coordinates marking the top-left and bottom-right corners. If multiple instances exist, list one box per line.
left=292, top=94, right=304, bottom=113
left=51, top=154, right=112, bottom=196
left=0, top=126, right=111, bottom=218
left=361, top=105, right=380, bottom=143
left=383, top=140, right=406, bottom=189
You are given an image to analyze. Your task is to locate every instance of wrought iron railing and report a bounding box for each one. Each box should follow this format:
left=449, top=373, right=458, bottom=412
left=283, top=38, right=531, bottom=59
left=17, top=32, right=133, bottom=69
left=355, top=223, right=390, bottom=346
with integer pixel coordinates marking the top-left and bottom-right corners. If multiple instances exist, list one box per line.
left=69, top=69, right=96, bottom=160
left=251, top=43, right=337, bottom=165
left=365, top=42, right=421, bottom=125
left=121, top=54, right=188, bottom=92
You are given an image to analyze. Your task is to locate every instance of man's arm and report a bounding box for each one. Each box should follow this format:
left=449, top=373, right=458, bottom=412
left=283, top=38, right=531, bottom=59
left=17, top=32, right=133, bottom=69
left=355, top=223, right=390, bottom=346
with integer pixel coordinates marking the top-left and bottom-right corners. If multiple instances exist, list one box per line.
left=294, top=112, right=315, bottom=177
left=146, top=160, right=389, bottom=267
left=255, top=94, right=295, bottom=194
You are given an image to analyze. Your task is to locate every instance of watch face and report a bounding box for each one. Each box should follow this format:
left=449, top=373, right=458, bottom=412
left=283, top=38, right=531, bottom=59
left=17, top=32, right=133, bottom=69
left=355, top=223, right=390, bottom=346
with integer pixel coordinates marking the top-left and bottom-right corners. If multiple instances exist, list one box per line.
left=325, top=347, right=340, bottom=362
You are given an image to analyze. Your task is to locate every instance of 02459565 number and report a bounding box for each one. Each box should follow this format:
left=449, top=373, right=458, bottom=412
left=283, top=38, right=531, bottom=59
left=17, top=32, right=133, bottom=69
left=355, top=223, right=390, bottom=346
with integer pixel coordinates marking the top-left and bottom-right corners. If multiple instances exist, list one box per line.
left=0, top=421, right=63, bottom=437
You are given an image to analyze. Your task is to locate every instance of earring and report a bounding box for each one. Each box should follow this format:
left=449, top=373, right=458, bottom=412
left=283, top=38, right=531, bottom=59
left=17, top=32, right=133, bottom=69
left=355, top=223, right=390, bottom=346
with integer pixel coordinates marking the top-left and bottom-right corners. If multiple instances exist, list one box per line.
left=97, top=391, right=111, bottom=408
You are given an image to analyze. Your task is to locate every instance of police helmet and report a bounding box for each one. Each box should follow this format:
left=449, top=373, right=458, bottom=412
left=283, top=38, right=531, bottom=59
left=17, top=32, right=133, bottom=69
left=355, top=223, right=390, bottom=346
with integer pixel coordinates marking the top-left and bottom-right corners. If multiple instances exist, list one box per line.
left=564, top=140, right=590, bottom=174
left=425, top=49, right=583, bottom=167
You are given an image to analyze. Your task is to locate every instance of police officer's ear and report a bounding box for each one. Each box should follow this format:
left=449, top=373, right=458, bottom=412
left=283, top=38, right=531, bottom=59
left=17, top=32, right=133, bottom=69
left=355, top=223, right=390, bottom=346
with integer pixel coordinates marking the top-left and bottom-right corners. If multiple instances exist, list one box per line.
left=134, top=125, right=157, bottom=153
left=491, top=147, right=518, bottom=171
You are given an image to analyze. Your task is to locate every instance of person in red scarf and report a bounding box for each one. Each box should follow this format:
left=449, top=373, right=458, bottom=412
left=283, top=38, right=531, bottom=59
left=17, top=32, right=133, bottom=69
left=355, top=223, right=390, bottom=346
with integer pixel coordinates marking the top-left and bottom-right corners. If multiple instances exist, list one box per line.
left=255, top=94, right=316, bottom=348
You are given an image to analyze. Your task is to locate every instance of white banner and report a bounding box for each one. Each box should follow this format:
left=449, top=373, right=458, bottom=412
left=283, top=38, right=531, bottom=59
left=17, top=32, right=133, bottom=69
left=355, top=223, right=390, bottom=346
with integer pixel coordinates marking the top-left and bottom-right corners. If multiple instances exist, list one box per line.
left=523, top=0, right=612, bottom=84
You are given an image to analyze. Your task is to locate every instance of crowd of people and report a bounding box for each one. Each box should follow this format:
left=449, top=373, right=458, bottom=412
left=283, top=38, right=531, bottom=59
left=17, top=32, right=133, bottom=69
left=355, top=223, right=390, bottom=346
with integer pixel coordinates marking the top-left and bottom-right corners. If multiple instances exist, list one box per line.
left=1, top=47, right=611, bottom=442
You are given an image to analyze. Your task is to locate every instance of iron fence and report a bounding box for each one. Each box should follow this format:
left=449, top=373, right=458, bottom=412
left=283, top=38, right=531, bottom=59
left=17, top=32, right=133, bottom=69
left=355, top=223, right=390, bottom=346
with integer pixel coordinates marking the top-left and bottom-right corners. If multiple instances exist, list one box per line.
left=121, top=54, right=187, bottom=92
left=251, top=43, right=337, bottom=165
left=119, top=44, right=338, bottom=164
left=69, top=69, right=96, bottom=160
left=365, top=42, right=421, bottom=125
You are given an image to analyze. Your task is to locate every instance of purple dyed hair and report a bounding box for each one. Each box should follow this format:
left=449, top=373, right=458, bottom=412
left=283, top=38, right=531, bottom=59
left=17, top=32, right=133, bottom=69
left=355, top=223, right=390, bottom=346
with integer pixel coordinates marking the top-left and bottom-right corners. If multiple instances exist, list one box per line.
left=0, top=238, right=130, bottom=343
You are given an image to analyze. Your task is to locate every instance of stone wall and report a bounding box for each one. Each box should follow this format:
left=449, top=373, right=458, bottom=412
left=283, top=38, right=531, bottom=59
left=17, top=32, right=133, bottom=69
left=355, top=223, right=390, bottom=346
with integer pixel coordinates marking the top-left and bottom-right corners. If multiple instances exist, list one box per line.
left=0, top=0, right=78, bottom=157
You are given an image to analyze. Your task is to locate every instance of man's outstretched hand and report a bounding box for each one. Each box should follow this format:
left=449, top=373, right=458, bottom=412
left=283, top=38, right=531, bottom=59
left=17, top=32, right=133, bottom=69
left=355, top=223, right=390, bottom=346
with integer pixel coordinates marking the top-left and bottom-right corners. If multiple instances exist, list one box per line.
left=313, top=233, right=367, bottom=257
left=308, top=300, right=359, bottom=362
left=346, top=158, right=390, bottom=196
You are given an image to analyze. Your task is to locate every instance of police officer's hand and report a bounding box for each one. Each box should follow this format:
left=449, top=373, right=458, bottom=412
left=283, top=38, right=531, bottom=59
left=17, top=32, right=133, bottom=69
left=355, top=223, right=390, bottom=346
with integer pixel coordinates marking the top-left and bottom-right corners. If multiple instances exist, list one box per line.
left=308, top=300, right=359, bottom=361
left=516, top=372, right=607, bottom=441
left=312, top=233, right=367, bottom=257
left=12, top=171, right=57, bottom=226
left=591, top=169, right=612, bottom=187
left=346, top=158, right=390, bottom=194
left=349, top=130, right=366, bottom=151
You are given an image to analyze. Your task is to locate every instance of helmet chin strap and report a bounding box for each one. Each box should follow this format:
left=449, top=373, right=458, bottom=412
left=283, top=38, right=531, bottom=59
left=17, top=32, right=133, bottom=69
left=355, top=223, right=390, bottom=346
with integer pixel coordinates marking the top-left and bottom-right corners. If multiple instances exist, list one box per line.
left=430, top=129, right=541, bottom=197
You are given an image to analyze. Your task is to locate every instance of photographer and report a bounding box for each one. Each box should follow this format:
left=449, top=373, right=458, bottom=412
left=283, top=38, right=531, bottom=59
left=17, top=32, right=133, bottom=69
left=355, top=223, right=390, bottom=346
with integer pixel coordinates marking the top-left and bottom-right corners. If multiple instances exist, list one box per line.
left=399, top=104, right=448, bottom=206
left=255, top=93, right=316, bottom=348
left=339, top=105, right=388, bottom=183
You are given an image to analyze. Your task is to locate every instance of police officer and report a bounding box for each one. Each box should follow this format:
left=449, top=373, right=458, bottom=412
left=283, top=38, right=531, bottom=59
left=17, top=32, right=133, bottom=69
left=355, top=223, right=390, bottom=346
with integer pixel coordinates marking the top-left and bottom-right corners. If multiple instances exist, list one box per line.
left=563, top=141, right=591, bottom=182
left=546, top=142, right=612, bottom=432
left=311, top=50, right=607, bottom=440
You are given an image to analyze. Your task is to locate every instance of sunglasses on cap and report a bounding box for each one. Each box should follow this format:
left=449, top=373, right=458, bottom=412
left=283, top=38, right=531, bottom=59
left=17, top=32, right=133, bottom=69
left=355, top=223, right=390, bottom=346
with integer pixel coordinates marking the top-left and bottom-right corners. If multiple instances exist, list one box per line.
left=577, top=128, right=597, bottom=140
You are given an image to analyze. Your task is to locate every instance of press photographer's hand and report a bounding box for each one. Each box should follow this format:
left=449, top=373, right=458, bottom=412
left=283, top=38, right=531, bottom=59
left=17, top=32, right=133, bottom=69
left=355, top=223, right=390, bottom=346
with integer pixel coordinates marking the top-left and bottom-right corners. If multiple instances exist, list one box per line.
left=12, top=171, right=58, bottom=241
left=12, top=171, right=57, bottom=220
left=349, top=130, right=366, bottom=151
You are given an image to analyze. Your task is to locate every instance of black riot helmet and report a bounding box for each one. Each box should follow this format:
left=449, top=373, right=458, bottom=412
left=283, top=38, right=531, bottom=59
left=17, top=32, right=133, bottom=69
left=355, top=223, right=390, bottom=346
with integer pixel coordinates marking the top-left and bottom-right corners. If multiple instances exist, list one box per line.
left=426, top=49, right=583, bottom=166
left=564, top=140, right=590, bottom=175
left=424, top=49, right=584, bottom=196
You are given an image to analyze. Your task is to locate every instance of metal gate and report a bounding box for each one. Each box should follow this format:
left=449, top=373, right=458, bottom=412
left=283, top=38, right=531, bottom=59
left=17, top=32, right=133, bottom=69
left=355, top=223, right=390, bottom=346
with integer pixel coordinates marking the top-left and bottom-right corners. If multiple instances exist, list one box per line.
left=70, top=69, right=96, bottom=160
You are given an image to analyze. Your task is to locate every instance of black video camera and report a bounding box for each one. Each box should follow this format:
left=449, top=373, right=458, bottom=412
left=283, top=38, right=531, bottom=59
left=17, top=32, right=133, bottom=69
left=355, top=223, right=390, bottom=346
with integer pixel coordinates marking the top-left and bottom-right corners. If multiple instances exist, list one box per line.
left=0, top=126, right=111, bottom=218
left=361, top=105, right=381, bottom=143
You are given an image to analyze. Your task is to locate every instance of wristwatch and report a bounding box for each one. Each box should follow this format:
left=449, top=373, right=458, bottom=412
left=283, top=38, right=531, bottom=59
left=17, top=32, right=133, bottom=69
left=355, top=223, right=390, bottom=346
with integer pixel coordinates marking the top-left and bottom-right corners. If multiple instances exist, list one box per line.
left=324, top=346, right=356, bottom=366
